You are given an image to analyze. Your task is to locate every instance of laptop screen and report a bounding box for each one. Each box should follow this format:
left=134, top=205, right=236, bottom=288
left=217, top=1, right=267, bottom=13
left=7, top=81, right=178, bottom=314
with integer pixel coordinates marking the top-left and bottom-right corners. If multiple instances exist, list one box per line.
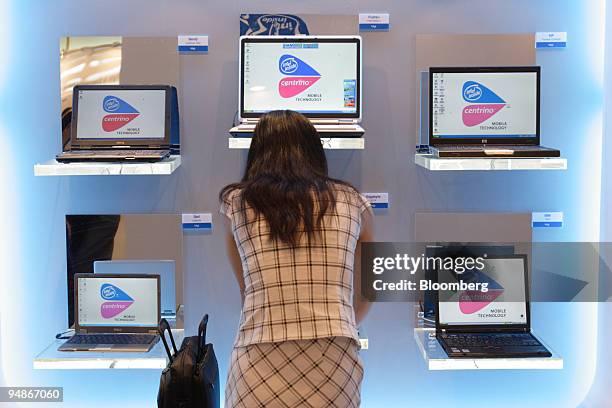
left=241, top=37, right=360, bottom=118
left=430, top=68, right=539, bottom=143
left=437, top=257, right=528, bottom=326
left=77, top=276, right=158, bottom=328
left=93, top=260, right=176, bottom=317
left=75, top=88, right=166, bottom=140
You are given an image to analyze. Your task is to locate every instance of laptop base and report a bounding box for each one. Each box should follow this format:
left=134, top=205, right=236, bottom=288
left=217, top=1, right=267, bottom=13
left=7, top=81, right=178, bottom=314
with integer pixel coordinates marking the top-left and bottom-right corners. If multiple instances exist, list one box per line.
left=437, top=332, right=552, bottom=359
left=230, top=123, right=365, bottom=138
left=56, top=150, right=170, bottom=163
left=430, top=145, right=560, bottom=158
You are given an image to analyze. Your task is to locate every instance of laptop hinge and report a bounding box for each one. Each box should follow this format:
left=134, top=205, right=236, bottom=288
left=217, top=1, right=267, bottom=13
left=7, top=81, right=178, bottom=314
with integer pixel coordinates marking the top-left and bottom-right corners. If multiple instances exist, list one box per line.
left=111, top=145, right=132, bottom=149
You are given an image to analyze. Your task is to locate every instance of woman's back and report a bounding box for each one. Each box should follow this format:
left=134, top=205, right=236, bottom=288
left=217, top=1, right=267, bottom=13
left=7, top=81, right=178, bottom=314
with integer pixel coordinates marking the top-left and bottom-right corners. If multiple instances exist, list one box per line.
left=222, top=183, right=370, bottom=346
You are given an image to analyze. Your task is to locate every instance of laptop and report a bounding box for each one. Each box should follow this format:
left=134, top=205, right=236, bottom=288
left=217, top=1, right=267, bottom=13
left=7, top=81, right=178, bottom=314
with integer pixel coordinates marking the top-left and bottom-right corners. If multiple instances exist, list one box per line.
left=56, top=85, right=173, bottom=162
left=435, top=255, right=552, bottom=358
left=429, top=67, right=560, bottom=158
left=94, top=260, right=177, bottom=318
left=59, top=273, right=160, bottom=352
left=230, top=35, right=364, bottom=137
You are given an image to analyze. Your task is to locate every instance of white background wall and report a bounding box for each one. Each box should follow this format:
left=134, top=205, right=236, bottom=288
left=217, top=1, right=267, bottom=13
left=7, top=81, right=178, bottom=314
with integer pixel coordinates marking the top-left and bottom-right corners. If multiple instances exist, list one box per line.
left=0, top=1, right=608, bottom=407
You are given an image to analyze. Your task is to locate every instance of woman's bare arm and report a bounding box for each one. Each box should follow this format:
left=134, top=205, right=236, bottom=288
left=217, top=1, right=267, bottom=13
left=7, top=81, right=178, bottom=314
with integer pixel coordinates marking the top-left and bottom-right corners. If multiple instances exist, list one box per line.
left=222, top=216, right=245, bottom=305
left=353, top=209, right=374, bottom=326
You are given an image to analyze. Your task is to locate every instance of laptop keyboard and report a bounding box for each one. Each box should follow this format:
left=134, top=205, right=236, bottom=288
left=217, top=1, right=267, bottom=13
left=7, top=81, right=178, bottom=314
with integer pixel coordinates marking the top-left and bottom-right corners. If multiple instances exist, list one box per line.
left=440, top=333, right=541, bottom=347
left=66, top=334, right=157, bottom=345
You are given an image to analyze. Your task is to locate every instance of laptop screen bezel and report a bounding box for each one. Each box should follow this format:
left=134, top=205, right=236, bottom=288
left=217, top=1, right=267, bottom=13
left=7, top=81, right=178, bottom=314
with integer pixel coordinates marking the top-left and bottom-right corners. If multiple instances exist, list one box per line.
left=428, top=66, right=541, bottom=146
left=74, top=273, right=161, bottom=334
left=239, top=35, right=362, bottom=120
left=435, top=254, right=531, bottom=333
left=70, top=85, right=172, bottom=149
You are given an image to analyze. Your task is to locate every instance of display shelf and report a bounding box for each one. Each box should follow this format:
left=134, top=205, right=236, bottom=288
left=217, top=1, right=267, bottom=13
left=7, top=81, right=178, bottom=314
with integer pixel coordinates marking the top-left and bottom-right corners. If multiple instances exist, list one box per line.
left=34, top=327, right=365, bottom=370
left=413, top=328, right=563, bottom=370
left=34, top=155, right=182, bottom=176
left=229, top=137, right=365, bottom=150
left=414, top=153, right=567, bottom=171
left=33, top=330, right=184, bottom=370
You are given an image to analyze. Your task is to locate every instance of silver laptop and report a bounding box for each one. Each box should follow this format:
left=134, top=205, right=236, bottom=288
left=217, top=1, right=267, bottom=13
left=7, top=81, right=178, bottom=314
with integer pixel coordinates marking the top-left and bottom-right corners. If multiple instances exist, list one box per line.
left=94, top=260, right=177, bottom=318
left=230, top=35, right=364, bottom=137
left=56, top=85, right=172, bottom=162
left=59, top=273, right=160, bottom=352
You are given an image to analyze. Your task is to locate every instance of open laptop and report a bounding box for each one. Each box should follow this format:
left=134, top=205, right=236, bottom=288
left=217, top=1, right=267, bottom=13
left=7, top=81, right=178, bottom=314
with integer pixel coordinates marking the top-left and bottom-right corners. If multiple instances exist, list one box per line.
left=435, top=255, right=552, bottom=358
left=59, top=273, right=160, bottom=352
left=429, top=67, right=560, bottom=158
left=230, top=35, right=364, bottom=137
left=56, top=85, right=173, bottom=162
left=94, top=260, right=177, bottom=318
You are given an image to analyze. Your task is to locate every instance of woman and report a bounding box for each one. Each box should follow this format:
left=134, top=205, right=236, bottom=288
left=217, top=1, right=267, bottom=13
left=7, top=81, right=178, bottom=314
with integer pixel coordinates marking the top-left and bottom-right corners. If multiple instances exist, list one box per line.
left=220, top=110, right=373, bottom=407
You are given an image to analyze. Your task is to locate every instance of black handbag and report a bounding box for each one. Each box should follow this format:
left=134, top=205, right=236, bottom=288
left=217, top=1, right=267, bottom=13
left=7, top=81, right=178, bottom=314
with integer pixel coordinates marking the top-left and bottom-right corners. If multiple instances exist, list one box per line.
left=157, top=315, right=220, bottom=408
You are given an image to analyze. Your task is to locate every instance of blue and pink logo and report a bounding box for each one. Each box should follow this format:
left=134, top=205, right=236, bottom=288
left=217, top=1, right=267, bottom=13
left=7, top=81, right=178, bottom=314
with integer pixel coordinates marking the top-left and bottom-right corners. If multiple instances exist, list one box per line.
left=462, top=81, right=506, bottom=127
left=102, top=96, right=140, bottom=132
left=458, top=270, right=505, bottom=314
left=100, top=283, right=134, bottom=319
left=278, top=54, right=321, bottom=98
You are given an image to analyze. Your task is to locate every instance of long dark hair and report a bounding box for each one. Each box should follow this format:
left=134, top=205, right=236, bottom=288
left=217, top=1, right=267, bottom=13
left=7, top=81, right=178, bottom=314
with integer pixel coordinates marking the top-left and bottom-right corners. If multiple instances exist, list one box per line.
left=220, top=110, right=352, bottom=246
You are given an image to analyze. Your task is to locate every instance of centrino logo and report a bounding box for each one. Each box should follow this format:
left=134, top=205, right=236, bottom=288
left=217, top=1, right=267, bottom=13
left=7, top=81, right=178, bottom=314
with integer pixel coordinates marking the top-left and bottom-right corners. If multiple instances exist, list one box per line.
left=461, top=81, right=506, bottom=127
left=102, top=95, right=140, bottom=132
left=463, top=83, right=483, bottom=102
left=100, top=283, right=134, bottom=319
left=278, top=54, right=321, bottom=98
left=101, top=285, right=117, bottom=299
left=280, top=57, right=299, bottom=74
left=103, top=97, right=121, bottom=112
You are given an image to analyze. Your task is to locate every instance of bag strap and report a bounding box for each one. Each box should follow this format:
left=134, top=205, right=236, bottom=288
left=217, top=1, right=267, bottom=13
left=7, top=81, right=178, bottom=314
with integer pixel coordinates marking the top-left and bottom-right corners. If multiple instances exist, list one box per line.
left=196, top=314, right=209, bottom=363
left=158, top=318, right=178, bottom=362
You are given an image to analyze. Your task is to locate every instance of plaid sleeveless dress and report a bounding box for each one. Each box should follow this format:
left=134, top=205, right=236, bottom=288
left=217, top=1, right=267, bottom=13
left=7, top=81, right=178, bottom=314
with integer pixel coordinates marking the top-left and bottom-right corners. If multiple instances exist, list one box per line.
left=221, top=184, right=370, bottom=407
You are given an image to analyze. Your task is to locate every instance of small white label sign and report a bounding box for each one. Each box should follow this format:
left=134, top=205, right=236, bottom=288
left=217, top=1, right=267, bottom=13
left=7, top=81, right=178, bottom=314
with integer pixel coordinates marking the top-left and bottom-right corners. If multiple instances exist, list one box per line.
left=535, top=32, right=567, bottom=49
left=532, top=212, right=563, bottom=228
left=182, top=213, right=213, bottom=230
left=359, top=13, right=390, bottom=31
left=178, top=35, right=209, bottom=53
left=363, top=192, right=389, bottom=209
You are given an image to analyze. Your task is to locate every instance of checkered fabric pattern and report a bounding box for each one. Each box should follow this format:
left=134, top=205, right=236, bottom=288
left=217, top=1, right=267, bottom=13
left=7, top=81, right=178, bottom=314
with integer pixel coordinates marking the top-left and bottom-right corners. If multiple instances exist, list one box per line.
left=225, top=336, right=364, bottom=407
left=221, top=184, right=371, bottom=347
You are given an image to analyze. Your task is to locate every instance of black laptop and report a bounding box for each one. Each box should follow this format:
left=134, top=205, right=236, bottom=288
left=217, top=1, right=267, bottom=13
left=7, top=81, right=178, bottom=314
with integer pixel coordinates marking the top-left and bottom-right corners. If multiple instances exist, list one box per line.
left=57, top=85, right=173, bottom=162
left=435, top=255, right=552, bottom=358
left=429, top=66, right=560, bottom=158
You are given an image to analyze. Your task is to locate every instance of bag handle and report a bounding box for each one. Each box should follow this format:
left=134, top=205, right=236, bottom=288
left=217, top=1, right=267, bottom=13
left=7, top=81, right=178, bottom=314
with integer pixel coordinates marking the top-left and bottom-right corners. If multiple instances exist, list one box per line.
left=198, top=314, right=209, bottom=346
left=196, top=314, right=209, bottom=363
left=158, top=318, right=178, bottom=362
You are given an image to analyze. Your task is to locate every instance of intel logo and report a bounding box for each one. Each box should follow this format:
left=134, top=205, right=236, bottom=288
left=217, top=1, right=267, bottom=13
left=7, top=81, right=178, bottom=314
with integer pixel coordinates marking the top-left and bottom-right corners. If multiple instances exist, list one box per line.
left=464, top=84, right=483, bottom=102
left=280, top=57, right=298, bottom=74
left=101, top=284, right=117, bottom=300
left=104, top=97, right=120, bottom=112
